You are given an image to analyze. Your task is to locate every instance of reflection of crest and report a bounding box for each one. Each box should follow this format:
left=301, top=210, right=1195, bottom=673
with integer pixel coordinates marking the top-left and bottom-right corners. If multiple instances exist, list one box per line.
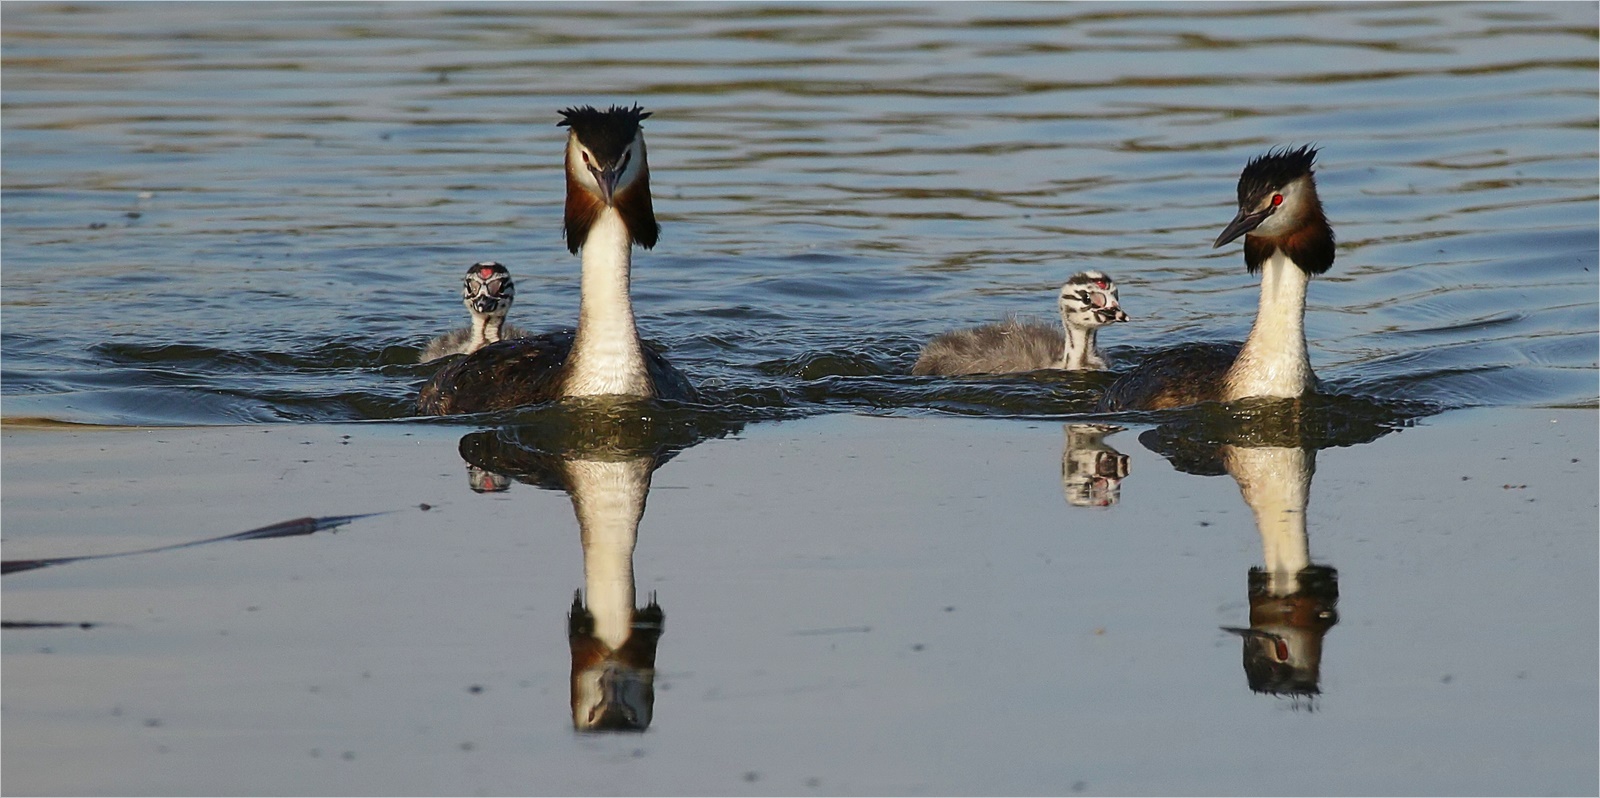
left=570, top=591, right=663, bottom=732
left=1062, top=424, right=1129, bottom=508
left=1224, top=564, right=1339, bottom=702
left=557, top=455, right=663, bottom=732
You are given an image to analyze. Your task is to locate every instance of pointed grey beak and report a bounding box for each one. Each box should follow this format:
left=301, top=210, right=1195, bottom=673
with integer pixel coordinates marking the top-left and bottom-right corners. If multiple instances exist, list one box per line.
left=589, top=164, right=622, bottom=206
left=471, top=296, right=501, bottom=314
left=1214, top=206, right=1271, bottom=248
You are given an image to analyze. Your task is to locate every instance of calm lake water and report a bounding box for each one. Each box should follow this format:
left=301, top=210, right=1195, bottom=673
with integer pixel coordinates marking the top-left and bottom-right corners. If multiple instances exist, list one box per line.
left=2, top=2, right=1597, bottom=795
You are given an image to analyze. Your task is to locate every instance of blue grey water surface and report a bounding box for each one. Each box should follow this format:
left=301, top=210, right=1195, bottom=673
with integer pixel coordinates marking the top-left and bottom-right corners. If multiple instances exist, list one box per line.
left=2, top=1, right=1596, bottom=426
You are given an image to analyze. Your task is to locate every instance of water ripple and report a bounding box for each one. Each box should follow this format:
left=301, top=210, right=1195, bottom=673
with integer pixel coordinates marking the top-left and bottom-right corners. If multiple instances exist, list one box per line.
left=2, top=1, right=1595, bottom=426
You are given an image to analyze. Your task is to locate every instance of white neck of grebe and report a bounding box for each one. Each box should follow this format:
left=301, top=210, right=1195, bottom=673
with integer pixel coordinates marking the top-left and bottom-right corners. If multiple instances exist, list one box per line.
left=568, top=457, right=653, bottom=650
left=1061, top=324, right=1104, bottom=370
left=1224, top=444, right=1314, bottom=596
left=566, top=209, right=650, bottom=397
left=1225, top=249, right=1314, bottom=401
left=468, top=312, right=505, bottom=352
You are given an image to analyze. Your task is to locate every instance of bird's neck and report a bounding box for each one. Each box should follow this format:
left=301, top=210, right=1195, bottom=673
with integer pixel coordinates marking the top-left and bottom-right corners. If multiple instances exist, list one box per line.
left=566, top=457, right=653, bottom=650
left=567, top=209, right=650, bottom=396
left=1223, top=444, right=1315, bottom=596
left=468, top=312, right=505, bottom=352
left=1225, top=249, right=1314, bottom=401
left=1061, top=323, right=1104, bottom=370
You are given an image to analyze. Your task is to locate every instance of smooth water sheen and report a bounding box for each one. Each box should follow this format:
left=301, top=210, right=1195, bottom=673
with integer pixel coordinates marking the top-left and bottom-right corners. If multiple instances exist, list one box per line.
left=2, top=2, right=1595, bottom=427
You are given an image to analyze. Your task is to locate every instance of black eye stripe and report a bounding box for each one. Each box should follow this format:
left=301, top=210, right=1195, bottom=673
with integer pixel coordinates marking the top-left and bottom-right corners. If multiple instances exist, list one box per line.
left=463, top=275, right=512, bottom=289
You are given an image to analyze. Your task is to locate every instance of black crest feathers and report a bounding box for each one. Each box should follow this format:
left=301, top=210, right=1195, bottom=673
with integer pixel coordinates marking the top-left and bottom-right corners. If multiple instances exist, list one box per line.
left=558, top=104, right=650, bottom=164
left=1237, top=144, right=1318, bottom=206
left=1237, top=145, right=1334, bottom=276
left=559, top=103, right=659, bottom=253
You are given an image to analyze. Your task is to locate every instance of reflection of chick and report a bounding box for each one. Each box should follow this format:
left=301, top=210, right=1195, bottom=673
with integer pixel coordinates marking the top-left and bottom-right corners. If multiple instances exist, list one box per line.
left=466, top=465, right=510, bottom=493
left=1062, top=424, right=1130, bottom=508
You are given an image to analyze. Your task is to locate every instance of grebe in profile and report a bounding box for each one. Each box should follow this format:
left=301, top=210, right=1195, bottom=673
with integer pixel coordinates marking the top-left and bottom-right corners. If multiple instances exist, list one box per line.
left=419, top=261, right=529, bottom=363
left=417, top=105, right=696, bottom=415
left=1098, top=146, right=1335, bottom=411
left=912, top=271, right=1128, bottom=376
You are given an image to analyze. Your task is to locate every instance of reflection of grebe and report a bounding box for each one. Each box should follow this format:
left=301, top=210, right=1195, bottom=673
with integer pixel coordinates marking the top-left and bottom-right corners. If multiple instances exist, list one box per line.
left=420, top=261, right=529, bottom=363
left=1100, top=146, right=1335, bottom=411
left=417, top=105, right=696, bottom=415
left=562, top=457, right=663, bottom=732
left=454, top=403, right=745, bottom=733
left=912, top=271, right=1128, bottom=376
left=1216, top=445, right=1338, bottom=702
left=1061, top=424, right=1129, bottom=508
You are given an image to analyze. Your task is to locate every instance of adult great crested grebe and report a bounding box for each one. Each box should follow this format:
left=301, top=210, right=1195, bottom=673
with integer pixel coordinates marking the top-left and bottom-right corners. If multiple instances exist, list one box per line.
left=417, top=105, right=696, bottom=415
left=1098, top=146, right=1335, bottom=411
left=911, top=271, right=1128, bottom=376
left=419, top=261, right=529, bottom=363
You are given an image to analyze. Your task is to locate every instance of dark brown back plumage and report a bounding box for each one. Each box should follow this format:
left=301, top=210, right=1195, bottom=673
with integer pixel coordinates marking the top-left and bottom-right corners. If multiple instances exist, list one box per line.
left=1096, top=342, right=1240, bottom=411
left=416, top=331, right=697, bottom=415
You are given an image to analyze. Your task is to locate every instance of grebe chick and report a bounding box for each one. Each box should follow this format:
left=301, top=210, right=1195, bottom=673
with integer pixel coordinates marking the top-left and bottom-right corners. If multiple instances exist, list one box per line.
left=912, top=271, right=1128, bottom=376
left=417, top=105, right=696, bottom=415
left=1098, top=146, right=1335, bottom=412
left=420, top=261, right=529, bottom=363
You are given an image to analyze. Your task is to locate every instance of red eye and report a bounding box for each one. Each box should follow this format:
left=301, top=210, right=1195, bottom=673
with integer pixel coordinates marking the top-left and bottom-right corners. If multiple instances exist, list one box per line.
left=1271, top=194, right=1283, bottom=207
left=581, top=151, right=590, bottom=165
